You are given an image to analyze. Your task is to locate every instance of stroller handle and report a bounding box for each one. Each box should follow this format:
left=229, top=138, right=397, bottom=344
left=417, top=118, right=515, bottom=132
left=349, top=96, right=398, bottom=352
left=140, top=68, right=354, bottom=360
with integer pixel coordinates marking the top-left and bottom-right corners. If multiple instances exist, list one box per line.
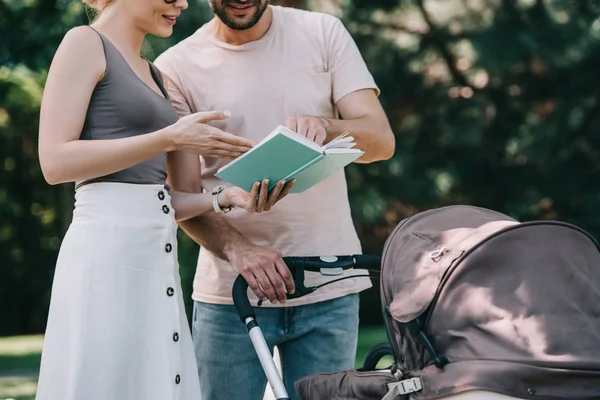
left=284, top=254, right=381, bottom=271
left=231, top=254, right=380, bottom=400
left=233, top=254, right=380, bottom=323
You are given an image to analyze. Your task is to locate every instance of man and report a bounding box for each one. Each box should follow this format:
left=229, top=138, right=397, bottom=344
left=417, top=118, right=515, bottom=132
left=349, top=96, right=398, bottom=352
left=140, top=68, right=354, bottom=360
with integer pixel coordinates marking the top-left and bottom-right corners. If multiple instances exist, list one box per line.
left=154, top=1, right=395, bottom=399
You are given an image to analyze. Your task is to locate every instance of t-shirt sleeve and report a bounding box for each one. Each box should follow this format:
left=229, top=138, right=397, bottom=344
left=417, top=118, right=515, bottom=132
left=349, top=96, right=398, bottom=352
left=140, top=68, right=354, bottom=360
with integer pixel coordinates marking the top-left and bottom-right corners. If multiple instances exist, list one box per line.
left=326, top=16, right=380, bottom=104
left=154, top=50, right=194, bottom=118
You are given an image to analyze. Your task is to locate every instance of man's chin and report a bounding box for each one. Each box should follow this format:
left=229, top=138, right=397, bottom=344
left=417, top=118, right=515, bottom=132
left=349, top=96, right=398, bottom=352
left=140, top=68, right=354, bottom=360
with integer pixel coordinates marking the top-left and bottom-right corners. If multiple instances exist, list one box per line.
left=223, top=15, right=259, bottom=30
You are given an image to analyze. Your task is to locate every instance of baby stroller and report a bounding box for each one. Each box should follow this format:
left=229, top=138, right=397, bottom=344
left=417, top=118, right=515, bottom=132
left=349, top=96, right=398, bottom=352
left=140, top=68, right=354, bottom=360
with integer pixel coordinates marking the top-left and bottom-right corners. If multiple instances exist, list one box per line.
left=233, top=205, right=600, bottom=400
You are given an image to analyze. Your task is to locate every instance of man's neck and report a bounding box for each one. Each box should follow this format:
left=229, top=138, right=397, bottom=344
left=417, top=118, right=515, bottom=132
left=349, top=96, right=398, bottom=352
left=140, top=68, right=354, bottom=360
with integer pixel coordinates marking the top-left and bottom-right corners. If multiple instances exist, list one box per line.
left=209, top=6, right=273, bottom=46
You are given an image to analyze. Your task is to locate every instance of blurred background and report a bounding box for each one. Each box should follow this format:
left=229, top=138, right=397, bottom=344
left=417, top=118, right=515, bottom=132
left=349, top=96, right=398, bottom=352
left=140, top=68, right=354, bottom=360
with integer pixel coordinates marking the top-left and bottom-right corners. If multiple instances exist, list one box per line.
left=1, top=0, right=600, bottom=398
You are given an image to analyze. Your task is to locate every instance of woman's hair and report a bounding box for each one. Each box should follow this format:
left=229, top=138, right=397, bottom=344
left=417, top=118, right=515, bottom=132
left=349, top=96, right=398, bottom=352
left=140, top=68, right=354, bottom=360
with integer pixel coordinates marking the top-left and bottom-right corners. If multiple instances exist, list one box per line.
left=82, top=0, right=116, bottom=12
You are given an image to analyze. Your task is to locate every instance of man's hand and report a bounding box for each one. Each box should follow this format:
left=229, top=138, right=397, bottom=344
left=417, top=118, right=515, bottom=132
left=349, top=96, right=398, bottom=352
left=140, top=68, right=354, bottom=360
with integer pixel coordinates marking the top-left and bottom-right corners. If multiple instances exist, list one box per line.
left=228, top=243, right=296, bottom=304
left=284, top=115, right=329, bottom=145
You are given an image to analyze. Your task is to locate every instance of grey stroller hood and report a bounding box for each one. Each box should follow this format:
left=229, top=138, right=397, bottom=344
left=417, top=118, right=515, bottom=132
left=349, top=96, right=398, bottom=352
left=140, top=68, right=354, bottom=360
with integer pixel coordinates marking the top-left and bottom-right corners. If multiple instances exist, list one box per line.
left=381, top=205, right=600, bottom=398
left=296, top=205, right=600, bottom=399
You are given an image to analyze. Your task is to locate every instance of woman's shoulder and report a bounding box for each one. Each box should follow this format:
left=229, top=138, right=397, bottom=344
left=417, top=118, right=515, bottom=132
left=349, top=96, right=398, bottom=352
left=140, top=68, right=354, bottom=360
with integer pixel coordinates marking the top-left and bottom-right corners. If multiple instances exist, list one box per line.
left=51, top=25, right=106, bottom=80
left=61, top=25, right=105, bottom=53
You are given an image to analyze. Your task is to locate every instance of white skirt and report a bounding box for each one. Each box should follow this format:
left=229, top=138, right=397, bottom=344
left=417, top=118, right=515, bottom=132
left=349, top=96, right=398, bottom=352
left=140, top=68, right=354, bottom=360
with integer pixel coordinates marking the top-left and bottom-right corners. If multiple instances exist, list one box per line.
left=35, top=182, right=202, bottom=400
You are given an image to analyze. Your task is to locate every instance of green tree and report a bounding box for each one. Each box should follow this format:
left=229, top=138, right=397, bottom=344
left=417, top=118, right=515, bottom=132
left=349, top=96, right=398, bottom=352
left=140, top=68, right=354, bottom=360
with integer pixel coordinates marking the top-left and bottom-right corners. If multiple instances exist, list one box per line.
left=340, top=0, right=600, bottom=323
left=1, top=0, right=600, bottom=334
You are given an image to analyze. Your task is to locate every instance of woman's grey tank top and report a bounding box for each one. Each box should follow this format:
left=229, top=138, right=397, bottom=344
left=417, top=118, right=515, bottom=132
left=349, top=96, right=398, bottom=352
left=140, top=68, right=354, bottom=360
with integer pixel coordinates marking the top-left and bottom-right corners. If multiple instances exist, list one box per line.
left=77, top=27, right=179, bottom=188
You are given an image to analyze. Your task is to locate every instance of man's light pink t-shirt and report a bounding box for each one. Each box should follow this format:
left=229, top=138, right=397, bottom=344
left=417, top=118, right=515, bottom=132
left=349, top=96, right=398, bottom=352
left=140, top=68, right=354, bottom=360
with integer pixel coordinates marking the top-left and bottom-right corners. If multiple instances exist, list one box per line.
left=155, top=6, right=379, bottom=307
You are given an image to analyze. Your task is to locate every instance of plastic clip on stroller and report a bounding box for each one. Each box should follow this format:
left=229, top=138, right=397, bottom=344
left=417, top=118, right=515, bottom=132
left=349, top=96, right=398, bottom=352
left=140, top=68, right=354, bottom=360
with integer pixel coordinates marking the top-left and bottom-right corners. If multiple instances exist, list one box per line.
left=232, top=254, right=381, bottom=400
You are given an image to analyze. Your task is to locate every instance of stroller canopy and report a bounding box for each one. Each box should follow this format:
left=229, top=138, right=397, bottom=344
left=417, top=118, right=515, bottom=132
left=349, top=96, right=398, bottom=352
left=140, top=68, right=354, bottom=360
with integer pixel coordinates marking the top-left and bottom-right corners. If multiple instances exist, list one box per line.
left=380, top=205, right=600, bottom=398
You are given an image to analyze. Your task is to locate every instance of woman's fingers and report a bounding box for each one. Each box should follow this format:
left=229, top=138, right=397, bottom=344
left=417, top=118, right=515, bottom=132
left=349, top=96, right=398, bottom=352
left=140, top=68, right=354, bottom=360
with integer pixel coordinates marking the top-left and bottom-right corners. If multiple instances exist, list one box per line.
left=265, top=180, right=285, bottom=210
left=201, top=150, right=246, bottom=160
left=277, top=179, right=295, bottom=201
left=213, top=130, right=255, bottom=149
left=201, top=138, right=254, bottom=158
left=247, top=182, right=259, bottom=212
left=255, top=179, right=269, bottom=212
left=191, top=110, right=231, bottom=123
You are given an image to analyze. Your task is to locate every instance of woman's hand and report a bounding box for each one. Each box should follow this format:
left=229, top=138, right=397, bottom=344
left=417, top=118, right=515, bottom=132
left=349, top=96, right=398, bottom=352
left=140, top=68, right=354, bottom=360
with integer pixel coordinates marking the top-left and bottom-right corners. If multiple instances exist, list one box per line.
left=167, top=110, right=255, bottom=159
left=220, top=179, right=295, bottom=213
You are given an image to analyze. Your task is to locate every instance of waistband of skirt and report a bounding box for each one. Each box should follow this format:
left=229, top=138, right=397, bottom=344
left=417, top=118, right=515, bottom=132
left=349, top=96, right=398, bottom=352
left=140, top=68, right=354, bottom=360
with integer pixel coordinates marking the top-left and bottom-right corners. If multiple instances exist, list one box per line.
left=73, top=182, right=174, bottom=221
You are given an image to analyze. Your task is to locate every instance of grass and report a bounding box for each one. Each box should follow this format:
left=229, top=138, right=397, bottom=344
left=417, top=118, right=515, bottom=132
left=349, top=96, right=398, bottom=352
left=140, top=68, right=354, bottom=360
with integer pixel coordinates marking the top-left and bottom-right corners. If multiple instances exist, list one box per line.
left=355, top=326, right=392, bottom=368
left=0, top=335, right=43, bottom=400
left=0, top=335, right=44, bottom=374
left=0, top=326, right=389, bottom=400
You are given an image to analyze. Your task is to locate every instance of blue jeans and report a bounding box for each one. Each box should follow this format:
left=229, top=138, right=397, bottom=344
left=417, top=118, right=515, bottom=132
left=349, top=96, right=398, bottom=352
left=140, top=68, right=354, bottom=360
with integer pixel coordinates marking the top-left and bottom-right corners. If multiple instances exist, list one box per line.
left=191, top=293, right=359, bottom=400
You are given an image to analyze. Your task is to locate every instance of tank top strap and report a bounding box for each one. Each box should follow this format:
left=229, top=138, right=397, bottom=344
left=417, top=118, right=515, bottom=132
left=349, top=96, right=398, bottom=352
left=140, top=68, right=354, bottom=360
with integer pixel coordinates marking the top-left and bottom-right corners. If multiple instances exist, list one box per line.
left=85, top=25, right=120, bottom=79
left=146, top=59, right=170, bottom=99
left=87, top=26, right=119, bottom=59
left=85, top=25, right=169, bottom=99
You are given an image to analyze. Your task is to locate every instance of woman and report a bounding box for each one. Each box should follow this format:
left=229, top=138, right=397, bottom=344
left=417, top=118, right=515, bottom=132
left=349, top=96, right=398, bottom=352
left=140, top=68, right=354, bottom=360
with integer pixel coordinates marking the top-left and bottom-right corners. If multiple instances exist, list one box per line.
left=35, top=0, right=292, bottom=399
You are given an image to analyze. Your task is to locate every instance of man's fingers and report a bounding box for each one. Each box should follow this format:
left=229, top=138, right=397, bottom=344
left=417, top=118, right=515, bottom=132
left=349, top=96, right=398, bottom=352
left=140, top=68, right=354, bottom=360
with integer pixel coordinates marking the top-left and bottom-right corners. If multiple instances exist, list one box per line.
left=254, top=269, right=279, bottom=304
left=192, top=110, right=231, bottom=123
left=284, top=117, right=298, bottom=132
left=283, top=116, right=328, bottom=143
left=307, top=120, right=326, bottom=144
left=296, top=118, right=310, bottom=138
left=240, top=269, right=267, bottom=303
left=274, top=257, right=295, bottom=295
left=313, top=125, right=327, bottom=145
left=262, top=264, right=287, bottom=304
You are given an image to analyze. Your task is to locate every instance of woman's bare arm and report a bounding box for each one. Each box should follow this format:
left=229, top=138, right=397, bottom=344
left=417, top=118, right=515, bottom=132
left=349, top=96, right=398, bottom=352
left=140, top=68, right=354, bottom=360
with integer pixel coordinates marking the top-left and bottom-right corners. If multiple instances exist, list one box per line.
left=38, top=27, right=254, bottom=186
left=38, top=27, right=178, bottom=185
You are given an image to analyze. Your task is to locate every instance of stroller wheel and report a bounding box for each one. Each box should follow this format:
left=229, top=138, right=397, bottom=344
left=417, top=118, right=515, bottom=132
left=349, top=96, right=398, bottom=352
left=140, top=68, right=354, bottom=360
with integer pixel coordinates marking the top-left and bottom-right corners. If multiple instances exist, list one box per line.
left=361, top=342, right=395, bottom=371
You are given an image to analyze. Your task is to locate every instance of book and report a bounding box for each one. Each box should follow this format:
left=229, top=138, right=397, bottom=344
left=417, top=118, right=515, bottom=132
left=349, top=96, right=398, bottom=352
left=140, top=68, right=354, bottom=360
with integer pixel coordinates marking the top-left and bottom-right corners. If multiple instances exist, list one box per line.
left=215, top=125, right=364, bottom=194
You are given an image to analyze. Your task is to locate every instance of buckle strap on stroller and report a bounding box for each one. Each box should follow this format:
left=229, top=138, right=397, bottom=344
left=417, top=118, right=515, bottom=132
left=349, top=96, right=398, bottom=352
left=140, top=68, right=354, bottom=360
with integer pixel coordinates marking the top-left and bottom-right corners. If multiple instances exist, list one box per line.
left=382, top=377, right=423, bottom=399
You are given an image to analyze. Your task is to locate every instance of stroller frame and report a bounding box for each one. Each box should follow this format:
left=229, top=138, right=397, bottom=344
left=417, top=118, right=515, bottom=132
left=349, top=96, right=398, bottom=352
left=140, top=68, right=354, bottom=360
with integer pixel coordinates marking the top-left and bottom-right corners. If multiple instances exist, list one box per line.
left=232, top=254, right=381, bottom=400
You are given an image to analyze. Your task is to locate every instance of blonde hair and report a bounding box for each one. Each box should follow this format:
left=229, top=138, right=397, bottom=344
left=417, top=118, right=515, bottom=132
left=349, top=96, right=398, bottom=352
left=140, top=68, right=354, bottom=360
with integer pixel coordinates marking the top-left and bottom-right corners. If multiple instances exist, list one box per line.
left=82, top=0, right=116, bottom=12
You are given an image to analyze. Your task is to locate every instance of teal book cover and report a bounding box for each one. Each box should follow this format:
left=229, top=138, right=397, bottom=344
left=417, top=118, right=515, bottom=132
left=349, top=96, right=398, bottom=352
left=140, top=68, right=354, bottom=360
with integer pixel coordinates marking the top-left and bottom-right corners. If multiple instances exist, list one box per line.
left=215, top=125, right=363, bottom=193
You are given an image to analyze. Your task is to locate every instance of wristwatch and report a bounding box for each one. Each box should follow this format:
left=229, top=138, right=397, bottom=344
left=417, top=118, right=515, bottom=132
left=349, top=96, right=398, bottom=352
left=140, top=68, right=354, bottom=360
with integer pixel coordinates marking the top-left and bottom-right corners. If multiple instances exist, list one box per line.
left=212, top=185, right=233, bottom=214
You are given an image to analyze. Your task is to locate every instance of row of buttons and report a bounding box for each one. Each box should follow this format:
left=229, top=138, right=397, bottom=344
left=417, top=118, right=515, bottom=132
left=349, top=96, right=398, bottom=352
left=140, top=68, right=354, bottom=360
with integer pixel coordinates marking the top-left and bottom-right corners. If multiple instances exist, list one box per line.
left=158, top=189, right=180, bottom=386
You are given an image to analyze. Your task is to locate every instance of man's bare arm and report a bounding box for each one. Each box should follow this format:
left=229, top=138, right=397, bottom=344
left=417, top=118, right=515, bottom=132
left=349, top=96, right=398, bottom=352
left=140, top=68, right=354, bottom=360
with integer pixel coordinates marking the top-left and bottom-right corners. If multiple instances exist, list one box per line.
left=180, top=212, right=247, bottom=261
left=285, top=88, right=395, bottom=163
left=166, top=151, right=295, bottom=304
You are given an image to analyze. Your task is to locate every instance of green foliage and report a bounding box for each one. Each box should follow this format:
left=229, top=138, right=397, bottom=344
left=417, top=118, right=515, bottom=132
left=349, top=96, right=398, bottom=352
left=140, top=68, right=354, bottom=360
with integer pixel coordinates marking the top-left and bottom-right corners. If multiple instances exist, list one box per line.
left=1, top=0, right=600, bottom=333
left=0, top=65, right=63, bottom=335
left=0, top=0, right=216, bottom=335
left=343, top=0, right=600, bottom=323
left=343, top=0, right=600, bottom=244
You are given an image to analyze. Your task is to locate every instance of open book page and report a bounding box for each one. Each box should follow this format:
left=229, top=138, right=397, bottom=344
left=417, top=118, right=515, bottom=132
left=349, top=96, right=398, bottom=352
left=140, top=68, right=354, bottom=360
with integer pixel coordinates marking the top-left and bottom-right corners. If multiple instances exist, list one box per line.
left=323, top=131, right=356, bottom=151
left=279, top=126, right=357, bottom=152
left=277, top=125, right=323, bottom=152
